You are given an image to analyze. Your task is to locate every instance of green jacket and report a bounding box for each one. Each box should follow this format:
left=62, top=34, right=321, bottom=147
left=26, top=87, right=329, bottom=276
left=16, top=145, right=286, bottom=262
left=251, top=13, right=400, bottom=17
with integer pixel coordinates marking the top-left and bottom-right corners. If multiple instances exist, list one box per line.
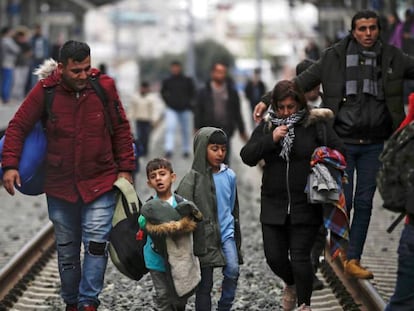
left=176, top=127, right=243, bottom=267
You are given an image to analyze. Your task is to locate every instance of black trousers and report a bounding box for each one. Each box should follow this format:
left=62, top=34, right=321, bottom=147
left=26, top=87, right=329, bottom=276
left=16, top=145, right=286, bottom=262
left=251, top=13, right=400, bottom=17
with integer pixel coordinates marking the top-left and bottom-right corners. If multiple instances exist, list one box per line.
left=262, top=219, right=320, bottom=306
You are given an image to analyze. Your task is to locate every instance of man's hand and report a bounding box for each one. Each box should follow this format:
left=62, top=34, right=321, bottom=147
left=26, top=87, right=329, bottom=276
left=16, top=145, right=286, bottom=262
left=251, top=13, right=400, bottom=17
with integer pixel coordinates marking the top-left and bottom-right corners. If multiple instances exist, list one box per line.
left=3, top=169, right=20, bottom=196
left=253, top=102, right=268, bottom=123
left=118, top=171, right=133, bottom=184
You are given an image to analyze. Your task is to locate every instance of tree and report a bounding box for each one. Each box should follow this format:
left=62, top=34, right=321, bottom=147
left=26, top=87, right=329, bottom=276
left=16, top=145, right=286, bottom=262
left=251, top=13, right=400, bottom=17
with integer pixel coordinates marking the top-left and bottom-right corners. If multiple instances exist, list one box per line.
left=139, top=39, right=235, bottom=85
left=194, top=39, right=235, bottom=83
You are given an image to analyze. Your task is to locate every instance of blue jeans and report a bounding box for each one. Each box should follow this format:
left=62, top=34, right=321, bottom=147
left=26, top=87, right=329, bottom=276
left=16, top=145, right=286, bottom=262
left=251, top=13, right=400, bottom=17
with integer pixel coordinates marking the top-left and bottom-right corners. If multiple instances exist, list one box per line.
left=1, top=68, right=13, bottom=102
left=135, top=120, right=152, bottom=157
left=385, top=223, right=414, bottom=311
left=47, top=191, right=115, bottom=307
left=344, top=143, right=383, bottom=260
left=195, top=238, right=239, bottom=311
left=164, top=108, right=192, bottom=154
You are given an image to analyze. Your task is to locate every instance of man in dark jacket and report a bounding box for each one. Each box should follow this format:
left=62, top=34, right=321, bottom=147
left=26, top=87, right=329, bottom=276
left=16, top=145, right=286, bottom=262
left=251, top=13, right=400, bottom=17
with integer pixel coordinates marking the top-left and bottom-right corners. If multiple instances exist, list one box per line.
left=253, top=10, right=414, bottom=280
left=194, top=62, right=248, bottom=163
left=244, top=68, right=266, bottom=122
left=2, top=40, right=135, bottom=311
left=161, top=61, right=195, bottom=159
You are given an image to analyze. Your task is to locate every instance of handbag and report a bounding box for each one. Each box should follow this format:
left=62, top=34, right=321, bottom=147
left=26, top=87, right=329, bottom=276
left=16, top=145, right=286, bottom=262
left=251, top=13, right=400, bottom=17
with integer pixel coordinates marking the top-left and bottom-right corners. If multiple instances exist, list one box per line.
left=0, top=121, right=47, bottom=195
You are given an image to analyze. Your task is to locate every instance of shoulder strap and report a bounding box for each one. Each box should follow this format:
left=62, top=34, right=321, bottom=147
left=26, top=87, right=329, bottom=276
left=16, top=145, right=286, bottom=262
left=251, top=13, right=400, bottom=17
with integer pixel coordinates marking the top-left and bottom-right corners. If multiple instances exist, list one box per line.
left=89, top=76, right=114, bottom=136
left=42, top=77, right=113, bottom=134
left=113, top=177, right=142, bottom=218
left=174, top=193, right=184, bottom=203
left=44, top=87, right=56, bottom=122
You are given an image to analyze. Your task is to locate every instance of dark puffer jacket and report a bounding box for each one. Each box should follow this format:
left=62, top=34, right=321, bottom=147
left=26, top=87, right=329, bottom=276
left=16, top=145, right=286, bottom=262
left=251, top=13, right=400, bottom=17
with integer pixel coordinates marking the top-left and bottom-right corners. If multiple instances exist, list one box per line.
left=240, top=109, right=345, bottom=225
left=2, top=61, right=135, bottom=203
left=194, top=80, right=245, bottom=138
left=294, top=35, right=414, bottom=133
left=161, top=74, right=195, bottom=111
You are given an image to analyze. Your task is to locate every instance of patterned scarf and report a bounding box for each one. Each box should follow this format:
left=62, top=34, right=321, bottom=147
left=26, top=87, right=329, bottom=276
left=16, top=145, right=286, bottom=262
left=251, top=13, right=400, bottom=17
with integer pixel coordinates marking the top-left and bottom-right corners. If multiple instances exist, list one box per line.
left=268, top=108, right=306, bottom=161
left=345, top=39, right=384, bottom=100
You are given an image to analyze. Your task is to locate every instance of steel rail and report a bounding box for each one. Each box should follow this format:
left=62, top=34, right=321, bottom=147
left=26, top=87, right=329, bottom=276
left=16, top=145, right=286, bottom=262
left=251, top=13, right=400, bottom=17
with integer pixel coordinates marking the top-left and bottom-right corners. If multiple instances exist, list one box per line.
left=323, top=248, right=387, bottom=311
left=0, top=222, right=55, bottom=302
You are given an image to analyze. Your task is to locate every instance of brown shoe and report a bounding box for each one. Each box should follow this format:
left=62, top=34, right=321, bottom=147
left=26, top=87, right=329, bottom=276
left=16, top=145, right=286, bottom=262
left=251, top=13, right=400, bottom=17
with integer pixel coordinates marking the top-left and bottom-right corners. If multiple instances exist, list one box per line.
left=282, top=284, right=297, bottom=311
left=344, top=259, right=374, bottom=279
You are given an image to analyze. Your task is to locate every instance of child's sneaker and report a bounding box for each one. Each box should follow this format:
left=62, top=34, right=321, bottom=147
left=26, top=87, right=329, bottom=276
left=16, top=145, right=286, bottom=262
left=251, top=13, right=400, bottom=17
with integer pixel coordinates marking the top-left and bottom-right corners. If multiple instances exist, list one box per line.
left=282, top=284, right=297, bottom=311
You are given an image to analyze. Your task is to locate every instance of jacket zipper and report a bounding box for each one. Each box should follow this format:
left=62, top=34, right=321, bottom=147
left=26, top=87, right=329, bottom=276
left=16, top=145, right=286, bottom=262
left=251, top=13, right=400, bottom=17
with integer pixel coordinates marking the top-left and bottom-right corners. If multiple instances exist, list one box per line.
left=286, top=160, right=292, bottom=214
left=76, top=92, right=80, bottom=99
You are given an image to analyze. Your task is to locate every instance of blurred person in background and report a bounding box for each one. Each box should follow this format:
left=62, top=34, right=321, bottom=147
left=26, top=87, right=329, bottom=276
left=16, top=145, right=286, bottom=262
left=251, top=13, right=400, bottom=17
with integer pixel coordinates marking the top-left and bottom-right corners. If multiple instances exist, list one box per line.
left=27, top=24, right=49, bottom=92
left=401, top=8, right=414, bottom=106
left=128, top=81, right=162, bottom=177
left=304, top=40, right=321, bottom=61
left=194, top=61, right=248, bottom=164
left=161, top=60, right=195, bottom=159
left=1, top=26, right=20, bottom=104
left=12, top=27, right=32, bottom=101
left=385, top=10, right=402, bottom=48
left=244, top=67, right=266, bottom=126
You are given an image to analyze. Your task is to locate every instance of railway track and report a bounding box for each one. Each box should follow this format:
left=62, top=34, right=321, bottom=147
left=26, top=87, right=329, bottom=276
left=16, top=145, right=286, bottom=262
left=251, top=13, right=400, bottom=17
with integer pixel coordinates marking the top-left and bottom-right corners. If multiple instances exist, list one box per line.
left=0, top=104, right=402, bottom=310
left=0, top=223, right=56, bottom=310
left=0, top=218, right=397, bottom=311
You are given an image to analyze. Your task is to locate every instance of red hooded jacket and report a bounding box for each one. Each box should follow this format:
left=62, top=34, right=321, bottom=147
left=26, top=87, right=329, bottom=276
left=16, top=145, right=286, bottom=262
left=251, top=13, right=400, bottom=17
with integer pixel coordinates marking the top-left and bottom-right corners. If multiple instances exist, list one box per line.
left=2, top=66, right=136, bottom=203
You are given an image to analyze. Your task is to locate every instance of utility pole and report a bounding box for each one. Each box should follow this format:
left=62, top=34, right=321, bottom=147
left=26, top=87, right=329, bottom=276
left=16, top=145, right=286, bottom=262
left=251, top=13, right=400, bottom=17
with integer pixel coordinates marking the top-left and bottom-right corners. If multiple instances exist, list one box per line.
left=255, top=0, right=263, bottom=71
left=186, top=0, right=196, bottom=80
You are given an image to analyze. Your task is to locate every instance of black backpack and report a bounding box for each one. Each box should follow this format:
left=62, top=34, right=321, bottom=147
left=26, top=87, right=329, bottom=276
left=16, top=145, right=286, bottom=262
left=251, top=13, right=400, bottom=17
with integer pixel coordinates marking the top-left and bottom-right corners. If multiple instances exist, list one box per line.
left=377, top=122, right=414, bottom=214
left=110, top=177, right=148, bottom=280
left=44, top=75, right=119, bottom=135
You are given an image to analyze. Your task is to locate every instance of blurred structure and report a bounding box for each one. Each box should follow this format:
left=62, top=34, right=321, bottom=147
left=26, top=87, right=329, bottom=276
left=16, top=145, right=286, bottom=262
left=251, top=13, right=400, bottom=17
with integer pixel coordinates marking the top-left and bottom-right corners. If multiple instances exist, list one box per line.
left=0, top=0, right=118, bottom=43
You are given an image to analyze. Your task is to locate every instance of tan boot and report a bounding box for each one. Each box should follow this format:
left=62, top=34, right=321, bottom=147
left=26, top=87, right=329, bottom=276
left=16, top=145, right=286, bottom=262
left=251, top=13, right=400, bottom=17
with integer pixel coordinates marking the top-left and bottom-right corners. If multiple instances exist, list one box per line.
left=344, top=259, right=374, bottom=279
left=282, top=284, right=297, bottom=311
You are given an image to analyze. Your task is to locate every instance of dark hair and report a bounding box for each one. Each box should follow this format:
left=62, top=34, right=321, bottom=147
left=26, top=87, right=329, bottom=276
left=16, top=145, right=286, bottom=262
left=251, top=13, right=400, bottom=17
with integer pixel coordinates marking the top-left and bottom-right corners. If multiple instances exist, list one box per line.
left=295, top=59, right=315, bottom=76
left=211, top=61, right=228, bottom=71
left=146, top=158, right=173, bottom=177
left=171, top=60, right=181, bottom=66
left=351, top=10, right=381, bottom=31
left=59, top=40, right=90, bottom=65
left=270, top=80, right=307, bottom=111
left=98, top=63, right=107, bottom=74
left=208, top=130, right=227, bottom=145
left=1, top=26, right=10, bottom=36
left=140, top=81, right=150, bottom=88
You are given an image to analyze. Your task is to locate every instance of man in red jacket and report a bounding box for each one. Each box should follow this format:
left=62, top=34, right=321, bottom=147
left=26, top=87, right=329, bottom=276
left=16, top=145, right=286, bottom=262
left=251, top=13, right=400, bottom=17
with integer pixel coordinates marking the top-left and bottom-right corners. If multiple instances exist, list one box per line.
left=2, top=40, right=135, bottom=311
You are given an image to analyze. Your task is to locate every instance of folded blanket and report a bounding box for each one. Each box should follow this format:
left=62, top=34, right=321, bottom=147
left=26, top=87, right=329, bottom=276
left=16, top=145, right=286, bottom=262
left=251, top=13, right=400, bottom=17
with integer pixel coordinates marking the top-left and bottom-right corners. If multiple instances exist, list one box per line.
left=306, top=146, right=349, bottom=259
